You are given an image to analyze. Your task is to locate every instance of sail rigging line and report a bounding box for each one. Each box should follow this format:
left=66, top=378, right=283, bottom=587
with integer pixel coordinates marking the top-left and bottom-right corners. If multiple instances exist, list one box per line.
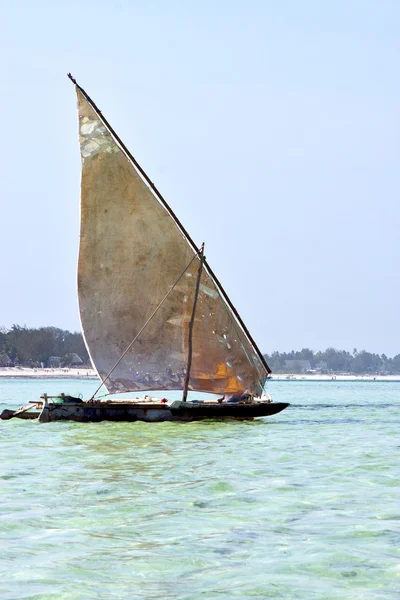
left=182, top=243, right=205, bottom=402
left=203, top=264, right=271, bottom=375
left=67, top=73, right=271, bottom=376
left=89, top=251, right=202, bottom=400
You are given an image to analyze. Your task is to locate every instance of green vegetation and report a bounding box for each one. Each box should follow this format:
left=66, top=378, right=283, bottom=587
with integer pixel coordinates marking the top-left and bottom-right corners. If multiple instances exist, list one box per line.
left=1, top=325, right=399, bottom=374
left=264, top=348, right=400, bottom=375
left=0, top=325, right=89, bottom=367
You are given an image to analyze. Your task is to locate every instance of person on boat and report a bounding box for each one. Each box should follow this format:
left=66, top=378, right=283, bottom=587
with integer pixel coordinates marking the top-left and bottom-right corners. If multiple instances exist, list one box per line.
left=226, top=392, right=252, bottom=403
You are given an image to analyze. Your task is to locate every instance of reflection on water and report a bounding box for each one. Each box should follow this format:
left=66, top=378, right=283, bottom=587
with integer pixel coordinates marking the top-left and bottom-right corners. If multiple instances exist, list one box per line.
left=0, top=379, right=399, bottom=599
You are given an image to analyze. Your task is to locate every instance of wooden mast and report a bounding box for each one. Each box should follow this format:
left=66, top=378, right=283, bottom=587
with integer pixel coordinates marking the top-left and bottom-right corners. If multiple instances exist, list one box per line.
left=182, top=243, right=205, bottom=402
left=89, top=252, right=202, bottom=400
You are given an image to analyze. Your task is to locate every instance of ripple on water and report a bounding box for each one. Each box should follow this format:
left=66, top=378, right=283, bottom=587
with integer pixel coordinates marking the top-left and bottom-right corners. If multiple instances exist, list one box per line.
left=0, top=379, right=399, bottom=599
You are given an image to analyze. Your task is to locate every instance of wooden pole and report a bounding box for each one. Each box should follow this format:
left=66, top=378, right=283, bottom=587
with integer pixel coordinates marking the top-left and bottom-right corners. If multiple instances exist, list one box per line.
left=89, top=251, right=202, bottom=400
left=38, top=393, right=50, bottom=423
left=182, top=243, right=205, bottom=402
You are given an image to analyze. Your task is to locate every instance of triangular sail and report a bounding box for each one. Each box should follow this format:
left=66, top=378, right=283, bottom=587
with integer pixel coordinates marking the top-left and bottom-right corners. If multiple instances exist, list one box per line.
left=75, top=84, right=270, bottom=396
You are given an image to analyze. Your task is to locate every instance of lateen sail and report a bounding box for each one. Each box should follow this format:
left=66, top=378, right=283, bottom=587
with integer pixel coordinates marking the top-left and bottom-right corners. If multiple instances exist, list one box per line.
left=76, top=86, right=270, bottom=396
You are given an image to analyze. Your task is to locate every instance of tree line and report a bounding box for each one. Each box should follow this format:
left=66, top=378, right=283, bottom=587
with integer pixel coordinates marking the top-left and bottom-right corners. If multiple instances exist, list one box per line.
left=263, top=348, right=400, bottom=374
left=1, top=325, right=399, bottom=374
left=0, top=325, right=90, bottom=367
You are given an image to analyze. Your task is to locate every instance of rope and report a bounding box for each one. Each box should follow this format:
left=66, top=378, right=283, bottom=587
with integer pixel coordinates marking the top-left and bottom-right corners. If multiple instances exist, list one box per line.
left=90, top=251, right=201, bottom=400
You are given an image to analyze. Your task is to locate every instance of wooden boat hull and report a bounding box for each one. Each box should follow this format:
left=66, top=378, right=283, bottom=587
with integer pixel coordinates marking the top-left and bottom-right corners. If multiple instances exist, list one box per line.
left=1, top=401, right=289, bottom=422
left=170, top=401, right=289, bottom=420
left=0, top=408, right=40, bottom=420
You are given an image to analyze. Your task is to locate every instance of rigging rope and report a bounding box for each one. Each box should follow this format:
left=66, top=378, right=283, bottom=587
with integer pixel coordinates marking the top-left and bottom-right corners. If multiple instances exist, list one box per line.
left=90, top=251, right=201, bottom=400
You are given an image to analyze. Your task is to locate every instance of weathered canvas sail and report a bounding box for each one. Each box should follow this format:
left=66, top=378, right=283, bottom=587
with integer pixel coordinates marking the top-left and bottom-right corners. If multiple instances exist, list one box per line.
left=75, top=84, right=270, bottom=396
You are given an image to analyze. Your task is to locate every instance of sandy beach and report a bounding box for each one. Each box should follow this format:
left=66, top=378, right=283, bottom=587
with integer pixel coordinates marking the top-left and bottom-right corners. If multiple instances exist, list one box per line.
left=0, top=367, right=399, bottom=382
left=0, top=367, right=98, bottom=379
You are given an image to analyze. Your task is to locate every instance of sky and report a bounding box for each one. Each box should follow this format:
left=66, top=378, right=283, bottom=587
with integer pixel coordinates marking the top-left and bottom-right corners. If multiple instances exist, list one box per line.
left=1, top=0, right=399, bottom=356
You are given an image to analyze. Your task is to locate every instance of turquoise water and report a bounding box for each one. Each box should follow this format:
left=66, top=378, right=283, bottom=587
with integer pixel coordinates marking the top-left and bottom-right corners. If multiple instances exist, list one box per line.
left=1, top=379, right=399, bottom=599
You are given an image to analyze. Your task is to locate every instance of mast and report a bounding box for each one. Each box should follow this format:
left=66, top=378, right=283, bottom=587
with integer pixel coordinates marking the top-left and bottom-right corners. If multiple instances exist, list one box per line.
left=89, top=251, right=202, bottom=400
left=182, top=243, right=205, bottom=402
left=67, top=74, right=271, bottom=377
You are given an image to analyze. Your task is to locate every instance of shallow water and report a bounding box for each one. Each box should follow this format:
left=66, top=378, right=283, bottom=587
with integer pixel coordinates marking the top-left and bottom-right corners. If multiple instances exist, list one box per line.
left=1, top=379, right=399, bottom=599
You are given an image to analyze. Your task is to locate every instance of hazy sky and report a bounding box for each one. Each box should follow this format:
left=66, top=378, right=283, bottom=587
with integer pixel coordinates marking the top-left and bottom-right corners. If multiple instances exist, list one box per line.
left=2, top=1, right=399, bottom=355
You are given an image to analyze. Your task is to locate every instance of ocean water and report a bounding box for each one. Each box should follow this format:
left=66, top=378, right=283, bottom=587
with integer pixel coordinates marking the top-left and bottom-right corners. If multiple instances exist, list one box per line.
left=0, top=379, right=399, bottom=600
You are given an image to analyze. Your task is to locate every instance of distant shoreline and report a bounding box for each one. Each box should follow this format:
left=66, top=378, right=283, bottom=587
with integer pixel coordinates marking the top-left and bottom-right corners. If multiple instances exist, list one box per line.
left=0, top=367, right=399, bottom=383
left=0, top=367, right=98, bottom=379
left=269, top=374, right=400, bottom=382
